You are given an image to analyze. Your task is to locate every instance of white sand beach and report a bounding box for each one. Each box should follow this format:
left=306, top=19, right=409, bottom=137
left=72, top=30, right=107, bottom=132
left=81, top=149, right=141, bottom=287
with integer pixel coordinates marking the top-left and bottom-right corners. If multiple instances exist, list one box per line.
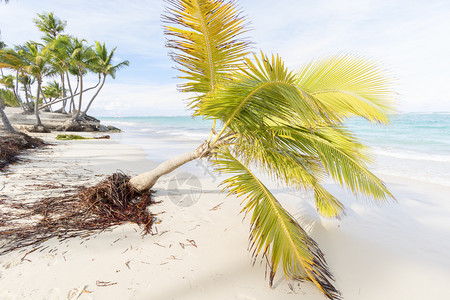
left=1, top=134, right=450, bottom=300
left=2, top=0, right=450, bottom=299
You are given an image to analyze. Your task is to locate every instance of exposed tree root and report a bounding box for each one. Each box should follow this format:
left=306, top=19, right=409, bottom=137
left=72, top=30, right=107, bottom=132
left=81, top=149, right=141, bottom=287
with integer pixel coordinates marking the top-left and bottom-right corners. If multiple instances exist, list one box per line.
left=26, top=125, right=51, bottom=133
left=0, top=172, right=155, bottom=255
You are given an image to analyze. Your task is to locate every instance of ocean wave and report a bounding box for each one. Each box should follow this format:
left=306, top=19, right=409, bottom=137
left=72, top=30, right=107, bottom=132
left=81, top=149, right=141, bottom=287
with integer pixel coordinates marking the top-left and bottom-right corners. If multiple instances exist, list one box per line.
left=374, top=168, right=450, bottom=187
left=373, top=148, right=450, bottom=163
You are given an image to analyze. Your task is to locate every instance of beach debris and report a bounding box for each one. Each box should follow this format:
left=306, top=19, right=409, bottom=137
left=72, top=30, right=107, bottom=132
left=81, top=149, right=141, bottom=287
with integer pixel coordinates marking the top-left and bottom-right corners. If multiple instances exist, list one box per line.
left=96, top=280, right=117, bottom=287
left=209, top=202, right=224, bottom=211
left=78, top=172, right=154, bottom=233
left=0, top=172, right=155, bottom=255
left=67, top=285, right=90, bottom=300
left=158, top=230, right=169, bottom=236
left=167, top=255, right=181, bottom=260
left=0, top=131, right=45, bottom=170
left=55, top=134, right=110, bottom=140
left=180, top=239, right=197, bottom=249
left=186, top=239, right=197, bottom=248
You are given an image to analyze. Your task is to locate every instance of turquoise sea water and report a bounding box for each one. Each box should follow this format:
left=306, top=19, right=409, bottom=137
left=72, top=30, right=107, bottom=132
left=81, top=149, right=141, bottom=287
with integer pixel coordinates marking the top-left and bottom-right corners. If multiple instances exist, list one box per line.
left=100, top=113, right=450, bottom=186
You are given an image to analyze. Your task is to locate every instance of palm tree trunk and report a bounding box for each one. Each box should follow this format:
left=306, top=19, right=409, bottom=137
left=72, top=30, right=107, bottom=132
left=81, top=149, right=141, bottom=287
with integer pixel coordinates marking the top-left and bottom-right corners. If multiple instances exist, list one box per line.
left=129, top=142, right=210, bottom=193
left=72, top=67, right=83, bottom=121
left=22, top=81, right=32, bottom=112
left=74, top=75, right=80, bottom=94
left=10, top=85, right=26, bottom=112
left=39, top=86, right=53, bottom=112
left=35, top=80, right=43, bottom=127
left=65, top=71, right=75, bottom=113
left=38, top=78, right=101, bottom=110
left=0, top=98, right=15, bottom=132
left=83, top=74, right=105, bottom=115
left=61, top=73, right=67, bottom=113
left=15, top=72, right=19, bottom=98
left=11, top=72, right=26, bottom=112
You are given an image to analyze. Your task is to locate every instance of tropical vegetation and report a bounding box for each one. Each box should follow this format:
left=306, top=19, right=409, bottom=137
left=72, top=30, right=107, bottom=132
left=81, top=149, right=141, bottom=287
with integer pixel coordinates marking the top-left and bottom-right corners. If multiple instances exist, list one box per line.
left=128, top=1, right=396, bottom=299
left=0, top=12, right=129, bottom=128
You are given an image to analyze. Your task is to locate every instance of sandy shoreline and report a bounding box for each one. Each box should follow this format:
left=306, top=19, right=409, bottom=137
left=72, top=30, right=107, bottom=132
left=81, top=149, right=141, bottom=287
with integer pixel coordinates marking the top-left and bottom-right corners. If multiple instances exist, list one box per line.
left=1, top=134, right=450, bottom=299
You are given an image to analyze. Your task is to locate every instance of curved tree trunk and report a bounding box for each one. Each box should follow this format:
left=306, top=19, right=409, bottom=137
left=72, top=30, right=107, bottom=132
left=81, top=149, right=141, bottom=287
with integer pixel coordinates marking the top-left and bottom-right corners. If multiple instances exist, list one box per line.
left=83, top=74, right=105, bottom=115
left=10, top=86, right=26, bottom=112
left=15, top=72, right=19, bottom=98
left=61, top=73, right=67, bottom=113
left=38, top=78, right=101, bottom=110
left=65, top=71, right=75, bottom=113
left=34, top=80, right=43, bottom=127
left=129, top=142, right=210, bottom=193
left=0, top=98, right=15, bottom=132
left=8, top=73, right=26, bottom=112
left=22, top=81, right=32, bottom=112
left=39, top=86, right=53, bottom=112
left=71, top=67, right=83, bottom=121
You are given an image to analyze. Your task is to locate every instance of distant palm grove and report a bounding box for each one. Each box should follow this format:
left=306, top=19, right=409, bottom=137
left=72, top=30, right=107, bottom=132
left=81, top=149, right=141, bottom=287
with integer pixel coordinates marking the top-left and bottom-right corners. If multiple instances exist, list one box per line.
left=0, top=12, right=129, bottom=128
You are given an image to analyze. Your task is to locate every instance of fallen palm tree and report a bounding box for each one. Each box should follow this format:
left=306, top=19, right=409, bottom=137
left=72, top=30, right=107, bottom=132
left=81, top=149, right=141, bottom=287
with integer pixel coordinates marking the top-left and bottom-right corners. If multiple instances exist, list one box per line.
left=76, top=1, right=396, bottom=299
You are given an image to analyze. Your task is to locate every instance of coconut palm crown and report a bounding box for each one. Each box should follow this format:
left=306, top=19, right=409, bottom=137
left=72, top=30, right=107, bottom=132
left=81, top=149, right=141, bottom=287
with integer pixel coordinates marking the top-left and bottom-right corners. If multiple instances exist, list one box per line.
left=157, top=1, right=396, bottom=299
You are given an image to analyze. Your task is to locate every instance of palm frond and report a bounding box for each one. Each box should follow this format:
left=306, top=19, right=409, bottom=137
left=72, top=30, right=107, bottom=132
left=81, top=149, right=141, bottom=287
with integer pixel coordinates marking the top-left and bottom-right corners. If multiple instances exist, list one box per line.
left=266, top=125, right=394, bottom=202
left=213, top=148, right=341, bottom=300
left=162, top=0, right=252, bottom=107
left=230, top=129, right=345, bottom=218
left=200, top=53, right=338, bottom=140
left=296, top=55, right=396, bottom=123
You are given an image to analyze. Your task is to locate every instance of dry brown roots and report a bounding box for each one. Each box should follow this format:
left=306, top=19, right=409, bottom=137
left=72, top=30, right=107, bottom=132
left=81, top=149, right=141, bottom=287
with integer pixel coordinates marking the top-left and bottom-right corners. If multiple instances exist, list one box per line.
left=0, top=132, right=45, bottom=170
left=0, top=172, right=155, bottom=255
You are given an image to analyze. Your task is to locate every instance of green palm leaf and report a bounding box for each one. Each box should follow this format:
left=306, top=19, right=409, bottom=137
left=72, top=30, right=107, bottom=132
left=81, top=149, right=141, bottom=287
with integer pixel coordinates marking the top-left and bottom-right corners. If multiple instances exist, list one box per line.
left=296, top=55, right=396, bottom=123
left=163, top=0, right=251, bottom=107
left=200, top=53, right=337, bottom=138
left=213, top=148, right=341, bottom=300
left=231, top=128, right=345, bottom=218
left=268, top=124, right=394, bottom=201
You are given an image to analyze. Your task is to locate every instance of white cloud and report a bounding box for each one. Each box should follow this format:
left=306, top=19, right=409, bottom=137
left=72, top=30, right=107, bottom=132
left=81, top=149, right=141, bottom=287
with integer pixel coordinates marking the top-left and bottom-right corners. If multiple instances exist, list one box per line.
left=2, top=0, right=450, bottom=114
left=242, top=0, right=450, bottom=112
left=86, top=81, right=190, bottom=117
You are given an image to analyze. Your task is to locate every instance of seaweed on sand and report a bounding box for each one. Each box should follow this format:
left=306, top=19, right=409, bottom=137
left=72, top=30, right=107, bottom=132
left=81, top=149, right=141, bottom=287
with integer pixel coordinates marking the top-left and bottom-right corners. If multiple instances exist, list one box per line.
left=0, top=132, right=45, bottom=170
left=0, top=172, right=155, bottom=255
left=55, top=134, right=110, bottom=140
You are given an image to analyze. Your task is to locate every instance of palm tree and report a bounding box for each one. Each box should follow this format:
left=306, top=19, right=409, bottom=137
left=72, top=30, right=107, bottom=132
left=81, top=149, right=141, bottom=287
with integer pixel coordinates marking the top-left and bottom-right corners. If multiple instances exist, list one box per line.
left=0, top=47, right=33, bottom=111
left=42, top=80, right=63, bottom=103
left=0, top=93, right=15, bottom=132
left=125, top=1, right=396, bottom=299
left=34, top=13, right=69, bottom=112
left=0, top=74, right=21, bottom=107
left=82, top=41, right=129, bottom=115
left=0, top=31, right=14, bottom=132
left=19, top=42, right=54, bottom=126
left=33, top=12, right=66, bottom=43
left=0, top=37, right=5, bottom=58
left=66, top=38, right=98, bottom=122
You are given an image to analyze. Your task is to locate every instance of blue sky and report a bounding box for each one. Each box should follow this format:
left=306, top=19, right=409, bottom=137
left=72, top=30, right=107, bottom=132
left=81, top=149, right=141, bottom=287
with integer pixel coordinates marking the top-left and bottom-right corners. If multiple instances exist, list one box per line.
left=1, top=0, right=449, bottom=116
